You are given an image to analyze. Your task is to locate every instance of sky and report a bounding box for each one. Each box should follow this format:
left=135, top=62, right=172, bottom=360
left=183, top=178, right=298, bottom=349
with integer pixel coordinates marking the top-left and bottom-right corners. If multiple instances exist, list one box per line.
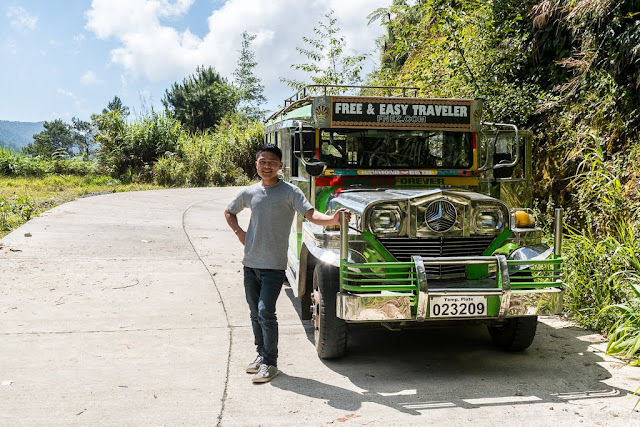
left=0, top=0, right=390, bottom=123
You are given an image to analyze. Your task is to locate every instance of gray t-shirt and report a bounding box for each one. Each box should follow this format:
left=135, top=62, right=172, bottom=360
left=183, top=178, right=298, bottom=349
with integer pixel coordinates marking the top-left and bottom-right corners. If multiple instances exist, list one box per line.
left=227, top=180, right=314, bottom=270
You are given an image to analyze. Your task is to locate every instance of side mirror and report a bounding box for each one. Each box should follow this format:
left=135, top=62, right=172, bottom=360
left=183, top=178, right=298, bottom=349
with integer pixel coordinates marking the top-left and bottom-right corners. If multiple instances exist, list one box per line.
left=479, top=123, right=520, bottom=175
left=293, top=127, right=316, bottom=160
left=305, top=158, right=326, bottom=176
left=493, top=153, right=514, bottom=179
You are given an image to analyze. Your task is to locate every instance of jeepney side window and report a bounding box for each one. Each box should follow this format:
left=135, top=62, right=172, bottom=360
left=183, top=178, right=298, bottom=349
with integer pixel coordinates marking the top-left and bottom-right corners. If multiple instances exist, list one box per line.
left=321, top=131, right=353, bottom=165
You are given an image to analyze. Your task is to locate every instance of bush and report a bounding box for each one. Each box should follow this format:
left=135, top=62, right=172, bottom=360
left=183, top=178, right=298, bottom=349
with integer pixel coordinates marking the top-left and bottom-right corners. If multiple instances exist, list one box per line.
left=0, top=147, right=102, bottom=177
left=181, top=132, right=215, bottom=186
left=0, top=194, right=39, bottom=231
left=562, top=133, right=640, bottom=332
left=153, top=153, right=187, bottom=186
left=94, top=110, right=183, bottom=181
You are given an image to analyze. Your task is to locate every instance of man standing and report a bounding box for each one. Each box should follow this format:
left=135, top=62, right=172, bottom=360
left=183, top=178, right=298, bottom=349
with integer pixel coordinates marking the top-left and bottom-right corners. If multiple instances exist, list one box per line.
left=224, top=144, right=348, bottom=383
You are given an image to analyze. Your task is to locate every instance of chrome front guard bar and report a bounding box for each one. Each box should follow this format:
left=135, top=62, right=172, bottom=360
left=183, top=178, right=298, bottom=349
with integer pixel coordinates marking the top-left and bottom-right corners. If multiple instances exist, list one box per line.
left=336, top=254, right=564, bottom=322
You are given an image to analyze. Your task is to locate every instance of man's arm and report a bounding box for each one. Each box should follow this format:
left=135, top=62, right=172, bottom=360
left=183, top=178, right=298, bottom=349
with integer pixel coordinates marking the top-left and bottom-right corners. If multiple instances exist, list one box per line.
left=304, top=208, right=351, bottom=226
left=224, top=208, right=246, bottom=245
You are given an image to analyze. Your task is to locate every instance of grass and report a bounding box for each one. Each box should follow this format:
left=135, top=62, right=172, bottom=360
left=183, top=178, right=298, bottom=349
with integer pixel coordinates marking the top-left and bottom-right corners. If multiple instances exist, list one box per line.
left=0, top=174, right=161, bottom=238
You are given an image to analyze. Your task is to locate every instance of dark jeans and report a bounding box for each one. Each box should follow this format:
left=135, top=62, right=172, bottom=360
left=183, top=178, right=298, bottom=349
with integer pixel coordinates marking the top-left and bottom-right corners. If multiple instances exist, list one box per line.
left=243, top=267, right=285, bottom=367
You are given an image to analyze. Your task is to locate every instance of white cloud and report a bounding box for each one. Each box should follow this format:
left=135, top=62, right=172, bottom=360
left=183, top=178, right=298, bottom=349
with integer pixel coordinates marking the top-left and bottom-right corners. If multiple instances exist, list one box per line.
left=85, top=0, right=389, bottom=111
left=57, top=88, right=80, bottom=102
left=7, top=6, right=38, bottom=32
left=81, top=71, right=104, bottom=85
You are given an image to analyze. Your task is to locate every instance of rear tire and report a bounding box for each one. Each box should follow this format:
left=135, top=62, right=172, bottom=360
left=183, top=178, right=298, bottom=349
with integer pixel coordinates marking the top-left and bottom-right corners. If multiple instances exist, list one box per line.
left=312, top=262, right=348, bottom=359
left=488, top=316, right=538, bottom=351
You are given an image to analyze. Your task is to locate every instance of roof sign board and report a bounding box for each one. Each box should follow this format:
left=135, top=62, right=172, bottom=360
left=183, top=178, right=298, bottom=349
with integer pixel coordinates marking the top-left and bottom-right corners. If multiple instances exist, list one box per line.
left=312, top=96, right=482, bottom=131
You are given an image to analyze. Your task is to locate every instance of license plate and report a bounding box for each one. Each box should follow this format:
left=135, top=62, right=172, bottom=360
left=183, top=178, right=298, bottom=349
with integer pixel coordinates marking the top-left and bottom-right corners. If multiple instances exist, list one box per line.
left=429, top=295, right=487, bottom=318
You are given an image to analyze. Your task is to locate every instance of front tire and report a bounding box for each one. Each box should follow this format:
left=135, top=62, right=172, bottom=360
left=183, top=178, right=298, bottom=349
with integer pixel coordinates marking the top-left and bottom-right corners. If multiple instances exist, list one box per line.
left=488, top=316, right=538, bottom=351
left=312, top=262, right=348, bottom=359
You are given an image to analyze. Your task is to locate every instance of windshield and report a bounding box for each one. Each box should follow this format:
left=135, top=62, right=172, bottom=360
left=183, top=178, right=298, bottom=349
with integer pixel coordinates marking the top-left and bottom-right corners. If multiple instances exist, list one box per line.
left=320, top=129, right=473, bottom=169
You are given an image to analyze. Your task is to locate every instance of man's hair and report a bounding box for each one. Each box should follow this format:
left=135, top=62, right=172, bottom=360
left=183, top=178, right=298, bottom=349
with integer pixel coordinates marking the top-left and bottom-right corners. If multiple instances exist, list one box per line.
left=256, top=144, right=282, bottom=161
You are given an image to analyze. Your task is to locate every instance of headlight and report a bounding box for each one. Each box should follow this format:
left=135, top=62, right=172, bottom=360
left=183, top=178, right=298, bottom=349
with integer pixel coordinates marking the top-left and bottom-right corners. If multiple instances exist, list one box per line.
left=474, top=208, right=505, bottom=233
left=367, top=204, right=403, bottom=235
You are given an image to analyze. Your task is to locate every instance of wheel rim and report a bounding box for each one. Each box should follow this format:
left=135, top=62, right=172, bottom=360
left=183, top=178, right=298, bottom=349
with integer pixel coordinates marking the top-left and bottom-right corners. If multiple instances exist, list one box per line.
left=312, top=286, right=321, bottom=343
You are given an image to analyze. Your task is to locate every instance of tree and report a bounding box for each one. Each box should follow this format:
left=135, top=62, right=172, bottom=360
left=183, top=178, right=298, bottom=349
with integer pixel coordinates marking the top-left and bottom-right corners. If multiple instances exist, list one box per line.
left=103, top=95, right=130, bottom=117
left=71, top=117, right=94, bottom=159
left=162, top=66, right=239, bottom=133
left=281, top=10, right=367, bottom=92
left=24, top=119, right=76, bottom=158
left=92, top=97, right=129, bottom=177
left=367, top=1, right=416, bottom=75
left=233, top=31, right=267, bottom=120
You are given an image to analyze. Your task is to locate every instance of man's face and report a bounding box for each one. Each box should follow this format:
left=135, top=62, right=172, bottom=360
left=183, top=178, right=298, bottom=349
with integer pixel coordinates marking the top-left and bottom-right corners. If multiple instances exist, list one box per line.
left=255, top=151, right=283, bottom=182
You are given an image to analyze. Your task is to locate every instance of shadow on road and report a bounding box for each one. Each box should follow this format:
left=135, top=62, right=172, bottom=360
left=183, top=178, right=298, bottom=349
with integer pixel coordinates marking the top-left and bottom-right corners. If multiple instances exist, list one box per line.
left=280, top=286, right=635, bottom=415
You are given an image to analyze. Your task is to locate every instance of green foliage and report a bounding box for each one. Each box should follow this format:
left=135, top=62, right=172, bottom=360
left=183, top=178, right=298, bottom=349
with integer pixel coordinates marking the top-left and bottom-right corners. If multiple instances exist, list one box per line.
left=92, top=108, right=127, bottom=177
left=282, top=10, right=367, bottom=92
left=567, top=134, right=639, bottom=233
left=0, top=147, right=99, bottom=177
left=153, top=152, right=187, bottom=187
left=563, top=223, right=637, bottom=331
left=233, top=31, right=267, bottom=120
left=1, top=147, right=48, bottom=176
left=369, top=0, right=541, bottom=124
left=71, top=117, right=94, bottom=159
left=605, top=281, right=640, bottom=366
left=214, top=113, right=264, bottom=178
left=562, top=133, right=640, bottom=331
left=24, top=119, right=76, bottom=158
left=368, top=0, right=425, bottom=75
left=151, top=113, right=262, bottom=187
left=103, top=95, right=130, bottom=117
left=367, top=0, right=640, bottom=363
left=0, top=194, right=38, bottom=231
left=93, top=110, right=182, bottom=181
left=163, top=66, right=239, bottom=133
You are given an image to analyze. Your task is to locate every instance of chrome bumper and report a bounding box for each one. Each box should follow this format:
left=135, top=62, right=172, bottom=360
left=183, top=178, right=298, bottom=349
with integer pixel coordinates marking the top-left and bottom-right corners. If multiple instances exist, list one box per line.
left=336, top=287, right=564, bottom=322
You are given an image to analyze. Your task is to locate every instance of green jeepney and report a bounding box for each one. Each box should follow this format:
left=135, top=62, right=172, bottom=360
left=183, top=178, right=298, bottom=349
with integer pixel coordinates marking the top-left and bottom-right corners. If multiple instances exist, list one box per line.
left=265, top=85, right=563, bottom=358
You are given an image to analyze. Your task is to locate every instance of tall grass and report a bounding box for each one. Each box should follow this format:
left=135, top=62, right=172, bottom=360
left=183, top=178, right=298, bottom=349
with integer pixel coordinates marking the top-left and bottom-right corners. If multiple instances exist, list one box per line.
left=562, top=133, right=640, bottom=361
left=0, top=147, right=101, bottom=177
left=152, top=113, right=261, bottom=187
left=564, top=221, right=639, bottom=331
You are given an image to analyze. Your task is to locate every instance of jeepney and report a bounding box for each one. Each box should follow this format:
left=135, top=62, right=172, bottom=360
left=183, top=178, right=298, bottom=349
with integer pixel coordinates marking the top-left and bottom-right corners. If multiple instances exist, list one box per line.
left=265, top=85, right=563, bottom=359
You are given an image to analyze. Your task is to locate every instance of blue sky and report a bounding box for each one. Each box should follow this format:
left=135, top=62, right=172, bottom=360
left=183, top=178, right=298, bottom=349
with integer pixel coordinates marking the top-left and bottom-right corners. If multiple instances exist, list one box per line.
left=0, top=0, right=389, bottom=123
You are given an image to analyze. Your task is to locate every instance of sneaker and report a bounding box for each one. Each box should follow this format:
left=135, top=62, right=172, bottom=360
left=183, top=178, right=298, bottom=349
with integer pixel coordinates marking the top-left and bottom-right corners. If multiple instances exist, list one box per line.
left=245, top=355, right=263, bottom=374
left=252, top=364, right=278, bottom=383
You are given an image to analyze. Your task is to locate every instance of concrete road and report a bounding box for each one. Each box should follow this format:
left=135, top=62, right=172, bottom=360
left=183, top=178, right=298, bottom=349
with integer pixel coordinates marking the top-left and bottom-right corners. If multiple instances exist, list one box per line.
left=1, top=188, right=638, bottom=426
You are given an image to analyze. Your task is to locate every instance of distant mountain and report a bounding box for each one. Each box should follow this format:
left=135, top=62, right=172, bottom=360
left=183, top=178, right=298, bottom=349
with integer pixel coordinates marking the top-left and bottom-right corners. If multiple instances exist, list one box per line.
left=0, top=120, right=45, bottom=151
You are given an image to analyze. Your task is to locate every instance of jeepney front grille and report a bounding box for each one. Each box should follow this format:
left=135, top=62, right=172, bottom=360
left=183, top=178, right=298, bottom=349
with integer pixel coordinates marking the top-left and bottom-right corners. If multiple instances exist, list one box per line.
left=377, top=236, right=496, bottom=278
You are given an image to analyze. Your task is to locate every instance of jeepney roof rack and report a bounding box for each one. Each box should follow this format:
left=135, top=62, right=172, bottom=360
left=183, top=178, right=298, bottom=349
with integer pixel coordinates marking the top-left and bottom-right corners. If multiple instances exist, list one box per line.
left=266, top=84, right=420, bottom=123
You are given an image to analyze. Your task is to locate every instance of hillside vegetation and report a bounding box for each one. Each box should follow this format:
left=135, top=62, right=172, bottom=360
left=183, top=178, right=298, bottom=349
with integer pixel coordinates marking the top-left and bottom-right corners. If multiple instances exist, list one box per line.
left=0, top=120, right=44, bottom=151
left=369, top=0, right=640, bottom=361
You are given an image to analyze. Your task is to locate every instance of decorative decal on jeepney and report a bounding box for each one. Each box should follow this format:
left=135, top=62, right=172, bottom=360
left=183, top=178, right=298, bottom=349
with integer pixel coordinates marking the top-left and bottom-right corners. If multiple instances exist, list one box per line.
left=315, top=175, right=479, bottom=187
left=323, top=96, right=480, bottom=131
left=312, top=96, right=331, bottom=128
left=324, top=169, right=479, bottom=176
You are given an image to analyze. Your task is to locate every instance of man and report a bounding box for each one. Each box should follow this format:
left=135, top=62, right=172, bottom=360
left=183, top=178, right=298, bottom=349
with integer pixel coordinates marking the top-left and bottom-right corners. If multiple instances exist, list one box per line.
left=224, top=144, right=348, bottom=383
